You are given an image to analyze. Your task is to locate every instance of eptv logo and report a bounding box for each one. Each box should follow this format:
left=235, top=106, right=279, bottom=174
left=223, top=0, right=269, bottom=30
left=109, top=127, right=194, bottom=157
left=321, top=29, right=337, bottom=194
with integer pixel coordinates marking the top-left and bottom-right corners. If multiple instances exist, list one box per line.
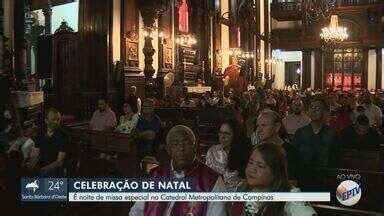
left=336, top=180, right=362, bottom=206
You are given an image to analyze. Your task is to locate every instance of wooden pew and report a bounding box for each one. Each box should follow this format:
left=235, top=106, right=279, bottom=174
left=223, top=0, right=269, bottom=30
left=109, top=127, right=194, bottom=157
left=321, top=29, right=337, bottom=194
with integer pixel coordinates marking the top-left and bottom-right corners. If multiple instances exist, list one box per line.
left=313, top=204, right=382, bottom=216
left=68, top=125, right=141, bottom=177
left=154, top=107, right=231, bottom=124
left=154, top=107, right=223, bottom=159
left=341, top=149, right=381, bottom=171
left=0, top=155, right=6, bottom=191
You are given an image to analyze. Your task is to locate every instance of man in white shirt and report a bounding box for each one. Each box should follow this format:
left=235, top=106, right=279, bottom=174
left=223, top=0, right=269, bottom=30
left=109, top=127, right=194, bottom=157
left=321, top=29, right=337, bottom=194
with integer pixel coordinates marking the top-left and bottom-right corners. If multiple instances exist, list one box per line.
left=283, top=99, right=311, bottom=136
left=361, top=93, right=382, bottom=128
left=129, top=125, right=226, bottom=216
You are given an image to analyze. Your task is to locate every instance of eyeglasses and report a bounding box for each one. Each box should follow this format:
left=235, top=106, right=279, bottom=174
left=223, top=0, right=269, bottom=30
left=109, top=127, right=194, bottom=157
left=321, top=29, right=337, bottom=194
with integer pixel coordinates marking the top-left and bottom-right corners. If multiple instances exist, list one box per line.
left=169, top=138, right=194, bottom=149
left=309, top=106, right=323, bottom=111
left=218, top=131, right=232, bottom=136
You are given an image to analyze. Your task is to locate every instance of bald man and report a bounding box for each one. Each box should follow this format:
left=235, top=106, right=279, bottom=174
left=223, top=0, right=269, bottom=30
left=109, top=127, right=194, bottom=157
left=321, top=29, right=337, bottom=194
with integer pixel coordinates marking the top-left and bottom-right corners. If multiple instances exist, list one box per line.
left=136, top=98, right=161, bottom=158
left=130, top=125, right=226, bottom=216
left=35, top=108, right=68, bottom=177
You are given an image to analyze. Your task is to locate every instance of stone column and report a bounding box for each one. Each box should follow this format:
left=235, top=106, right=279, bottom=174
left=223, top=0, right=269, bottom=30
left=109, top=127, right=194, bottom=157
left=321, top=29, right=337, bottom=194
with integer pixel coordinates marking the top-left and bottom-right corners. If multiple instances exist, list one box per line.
left=314, top=48, right=323, bottom=89
left=141, top=10, right=157, bottom=97
left=362, top=47, right=368, bottom=89
left=376, top=47, right=382, bottom=89
left=42, top=0, right=52, bottom=34
left=0, top=0, right=3, bottom=71
left=301, top=49, right=312, bottom=89
left=14, top=0, right=27, bottom=86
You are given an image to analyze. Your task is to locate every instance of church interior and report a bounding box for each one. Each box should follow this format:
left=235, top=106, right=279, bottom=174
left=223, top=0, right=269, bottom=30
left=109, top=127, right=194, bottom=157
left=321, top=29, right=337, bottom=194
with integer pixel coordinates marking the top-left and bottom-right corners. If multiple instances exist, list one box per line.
left=0, top=0, right=384, bottom=215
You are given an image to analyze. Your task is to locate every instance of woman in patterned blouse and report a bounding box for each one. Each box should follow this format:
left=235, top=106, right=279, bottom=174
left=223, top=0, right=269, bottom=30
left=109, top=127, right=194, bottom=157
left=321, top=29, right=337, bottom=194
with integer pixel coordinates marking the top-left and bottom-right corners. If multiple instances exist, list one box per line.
left=115, top=102, right=139, bottom=134
left=205, top=119, right=251, bottom=191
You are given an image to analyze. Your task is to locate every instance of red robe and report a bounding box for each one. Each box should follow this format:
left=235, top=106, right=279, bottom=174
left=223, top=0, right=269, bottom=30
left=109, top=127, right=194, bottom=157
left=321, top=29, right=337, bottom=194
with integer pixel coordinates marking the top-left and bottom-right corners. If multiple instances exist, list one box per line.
left=224, top=65, right=242, bottom=94
left=144, top=160, right=219, bottom=216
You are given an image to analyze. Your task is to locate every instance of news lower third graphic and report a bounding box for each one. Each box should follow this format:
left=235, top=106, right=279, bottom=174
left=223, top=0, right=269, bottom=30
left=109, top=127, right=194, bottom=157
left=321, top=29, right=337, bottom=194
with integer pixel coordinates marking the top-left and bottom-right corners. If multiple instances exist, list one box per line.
left=335, top=173, right=362, bottom=206
left=336, top=180, right=362, bottom=206
left=21, top=178, right=68, bottom=202
left=20, top=178, right=331, bottom=202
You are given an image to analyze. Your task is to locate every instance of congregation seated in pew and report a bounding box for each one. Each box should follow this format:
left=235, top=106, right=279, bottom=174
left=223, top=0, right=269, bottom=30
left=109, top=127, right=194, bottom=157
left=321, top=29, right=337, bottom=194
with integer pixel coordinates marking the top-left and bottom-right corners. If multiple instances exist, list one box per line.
left=3, top=88, right=384, bottom=215
left=179, top=95, right=197, bottom=108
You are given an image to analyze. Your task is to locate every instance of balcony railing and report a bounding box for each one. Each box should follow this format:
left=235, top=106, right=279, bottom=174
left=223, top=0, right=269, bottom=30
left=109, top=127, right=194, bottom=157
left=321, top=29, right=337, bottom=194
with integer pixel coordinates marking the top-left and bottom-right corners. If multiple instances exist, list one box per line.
left=271, top=2, right=302, bottom=13
left=271, top=0, right=382, bottom=14
left=337, top=0, right=381, bottom=6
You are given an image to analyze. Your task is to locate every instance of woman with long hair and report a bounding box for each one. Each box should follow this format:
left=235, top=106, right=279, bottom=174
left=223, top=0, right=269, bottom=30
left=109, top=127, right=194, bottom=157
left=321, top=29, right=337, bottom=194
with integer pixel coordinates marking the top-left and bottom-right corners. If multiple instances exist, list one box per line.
left=115, top=102, right=139, bottom=134
left=231, top=144, right=316, bottom=215
left=205, top=119, right=251, bottom=191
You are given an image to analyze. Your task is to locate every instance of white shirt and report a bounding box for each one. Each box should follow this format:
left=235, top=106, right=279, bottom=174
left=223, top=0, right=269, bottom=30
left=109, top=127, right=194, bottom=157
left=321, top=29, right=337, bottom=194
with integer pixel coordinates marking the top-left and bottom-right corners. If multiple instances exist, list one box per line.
left=250, top=131, right=260, bottom=146
left=282, top=113, right=311, bottom=135
left=244, top=188, right=316, bottom=216
left=363, top=103, right=382, bottom=127
left=129, top=162, right=227, bottom=216
left=180, top=100, right=197, bottom=108
left=205, top=145, right=240, bottom=191
left=137, top=98, right=142, bottom=114
left=116, top=113, right=139, bottom=134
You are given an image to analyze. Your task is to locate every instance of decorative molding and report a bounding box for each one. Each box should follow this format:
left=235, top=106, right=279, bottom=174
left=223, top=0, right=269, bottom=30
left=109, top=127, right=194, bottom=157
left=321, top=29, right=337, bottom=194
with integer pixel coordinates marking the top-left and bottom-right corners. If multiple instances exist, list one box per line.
left=125, top=30, right=139, bottom=67
left=54, top=20, right=74, bottom=34
left=161, top=38, right=172, bottom=69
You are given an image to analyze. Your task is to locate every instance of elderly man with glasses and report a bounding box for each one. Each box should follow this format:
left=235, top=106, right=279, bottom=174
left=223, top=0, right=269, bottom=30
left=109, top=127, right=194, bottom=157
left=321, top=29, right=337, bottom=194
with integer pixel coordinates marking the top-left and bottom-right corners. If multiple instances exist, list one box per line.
left=129, top=125, right=226, bottom=216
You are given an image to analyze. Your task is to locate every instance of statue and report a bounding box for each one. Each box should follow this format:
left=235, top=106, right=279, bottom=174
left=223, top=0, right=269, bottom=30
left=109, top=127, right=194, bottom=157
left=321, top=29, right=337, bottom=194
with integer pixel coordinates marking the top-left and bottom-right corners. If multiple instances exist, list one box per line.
left=223, top=56, right=243, bottom=94
left=178, top=0, right=189, bottom=33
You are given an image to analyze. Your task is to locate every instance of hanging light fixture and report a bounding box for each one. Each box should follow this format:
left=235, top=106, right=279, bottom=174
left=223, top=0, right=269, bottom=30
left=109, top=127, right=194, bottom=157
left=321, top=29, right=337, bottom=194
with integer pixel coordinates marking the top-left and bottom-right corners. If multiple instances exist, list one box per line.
left=304, top=0, right=336, bottom=21
left=240, top=51, right=254, bottom=59
left=320, top=15, right=348, bottom=44
left=227, top=47, right=243, bottom=56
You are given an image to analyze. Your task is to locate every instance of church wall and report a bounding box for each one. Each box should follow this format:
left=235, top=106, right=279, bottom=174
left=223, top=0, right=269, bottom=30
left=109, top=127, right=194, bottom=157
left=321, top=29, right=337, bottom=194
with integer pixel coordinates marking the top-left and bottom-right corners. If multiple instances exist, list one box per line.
left=3, top=0, right=14, bottom=48
left=382, top=49, right=384, bottom=89
left=368, top=49, right=377, bottom=90
left=221, top=25, right=230, bottom=72
left=259, top=0, right=265, bottom=78
left=220, top=0, right=229, bottom=72
left=271, top=19, right=302, bottom=30
left=272, top=51, right=302, bottom=89
left=112, top=0, right=121, bottom=62
left=311, top=50, right=315, bottom=89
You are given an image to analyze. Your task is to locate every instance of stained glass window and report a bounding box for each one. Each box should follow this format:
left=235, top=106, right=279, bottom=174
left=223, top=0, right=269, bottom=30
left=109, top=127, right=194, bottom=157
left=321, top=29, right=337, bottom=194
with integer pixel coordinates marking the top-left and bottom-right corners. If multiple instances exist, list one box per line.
left=324, top=47, right=363, bottom=91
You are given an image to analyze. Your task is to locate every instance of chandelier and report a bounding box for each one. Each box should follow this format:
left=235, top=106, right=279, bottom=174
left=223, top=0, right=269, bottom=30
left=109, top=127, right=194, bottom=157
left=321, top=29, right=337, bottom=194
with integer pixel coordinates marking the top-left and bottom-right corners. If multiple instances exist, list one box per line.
left=304, top=0, right=336, bottom=21
left=240, top=52, right=255, bottom=59
left=320, top=15, right=348, bottom=44
left=227, top=47, right=243, bottom=56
